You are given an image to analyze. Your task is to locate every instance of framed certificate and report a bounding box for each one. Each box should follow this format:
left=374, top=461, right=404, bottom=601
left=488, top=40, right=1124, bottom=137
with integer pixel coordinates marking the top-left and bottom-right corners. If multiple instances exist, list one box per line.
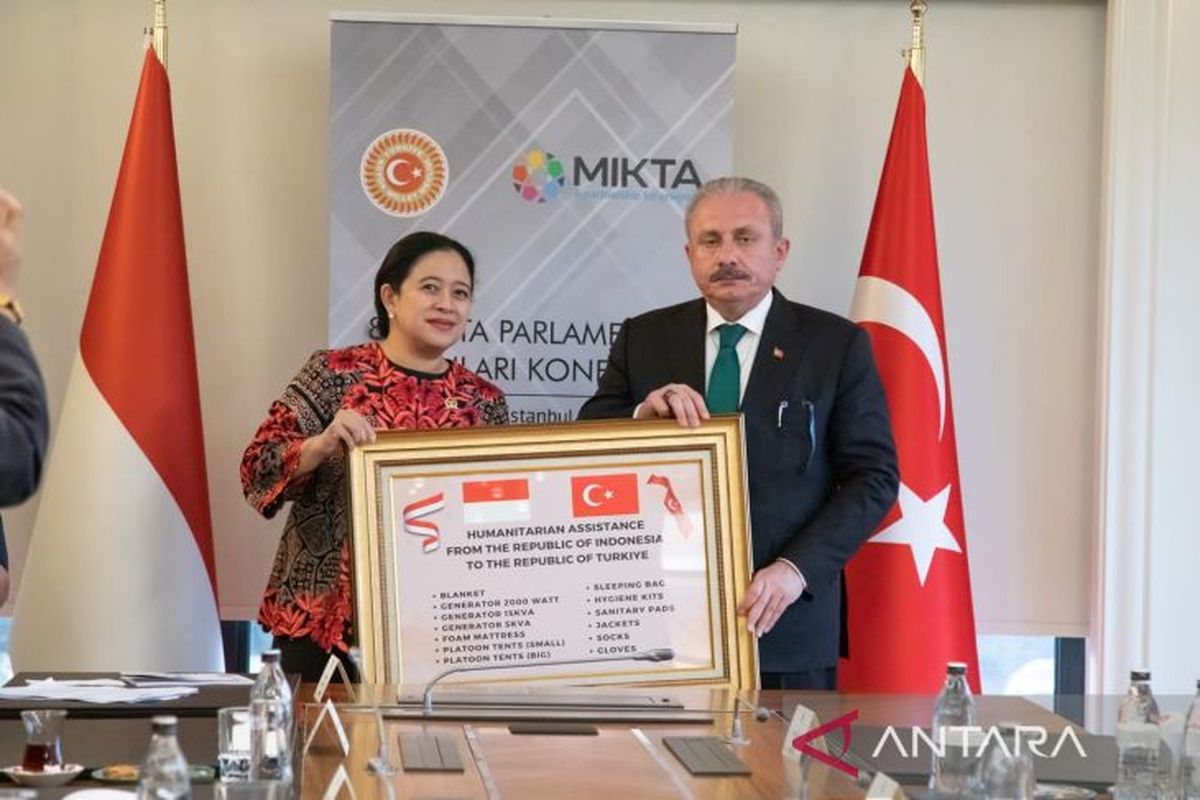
left=346, top=416, right=757, bottom=691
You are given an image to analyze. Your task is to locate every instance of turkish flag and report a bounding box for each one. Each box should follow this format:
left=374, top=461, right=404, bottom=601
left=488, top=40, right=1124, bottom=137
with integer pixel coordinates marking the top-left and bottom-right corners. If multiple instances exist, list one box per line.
left=839, top=67, right=981, bottom=693
left=10, top=47, right=223, bottom=671
left=571, top=474, right=639, bottom=517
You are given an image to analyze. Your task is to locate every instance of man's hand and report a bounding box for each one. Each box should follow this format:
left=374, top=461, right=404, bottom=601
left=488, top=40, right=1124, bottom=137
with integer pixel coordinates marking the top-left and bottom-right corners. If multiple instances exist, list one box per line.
left=0, top=187, right=23, bottom=299
left=634, top=383, right=709, bottom=428
left=737, top=561, right=805, bottom=636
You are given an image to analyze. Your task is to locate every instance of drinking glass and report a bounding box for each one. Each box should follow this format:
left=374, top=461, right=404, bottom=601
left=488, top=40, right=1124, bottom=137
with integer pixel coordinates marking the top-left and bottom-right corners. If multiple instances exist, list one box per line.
left=218, top=706, right=252, bottom=780
left=19, top=710, right=66, bottom=772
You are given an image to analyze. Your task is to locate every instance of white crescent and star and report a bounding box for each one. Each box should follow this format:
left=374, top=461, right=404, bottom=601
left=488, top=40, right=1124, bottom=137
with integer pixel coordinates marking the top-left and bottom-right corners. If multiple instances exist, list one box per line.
left=868, top=481, right=961, bottom=586
left=386, top=157, right=423, bottom=186
left=850, top=275, right=947, bottom=439
left=582, top=483, right=616, bottom=507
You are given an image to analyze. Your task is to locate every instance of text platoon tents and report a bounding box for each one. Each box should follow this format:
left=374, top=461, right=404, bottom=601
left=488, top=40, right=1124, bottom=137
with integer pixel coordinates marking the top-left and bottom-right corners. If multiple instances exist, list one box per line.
left=329, top=14, right=734, bottom=420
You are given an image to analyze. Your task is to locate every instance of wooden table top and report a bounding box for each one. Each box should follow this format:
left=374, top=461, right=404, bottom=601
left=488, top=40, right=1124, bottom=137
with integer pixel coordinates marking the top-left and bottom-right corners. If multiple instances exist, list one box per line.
left=293, top=684, right=1073, bottom=799
left=0, top=680, right=1080, bottom=799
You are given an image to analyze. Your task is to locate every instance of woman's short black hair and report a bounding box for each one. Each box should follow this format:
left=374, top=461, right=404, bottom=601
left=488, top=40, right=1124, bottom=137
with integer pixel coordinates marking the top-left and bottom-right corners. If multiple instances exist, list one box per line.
left=368, top=231, right=475, bottom=340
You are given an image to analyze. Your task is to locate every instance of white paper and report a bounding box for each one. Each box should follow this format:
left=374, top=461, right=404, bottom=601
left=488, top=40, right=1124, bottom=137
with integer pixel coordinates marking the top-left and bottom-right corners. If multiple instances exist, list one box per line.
left=385, top=459, right=714, bottom=686
left=0, top=678, right=198, bottom=704
left=121, top=672, right=255, bottom=687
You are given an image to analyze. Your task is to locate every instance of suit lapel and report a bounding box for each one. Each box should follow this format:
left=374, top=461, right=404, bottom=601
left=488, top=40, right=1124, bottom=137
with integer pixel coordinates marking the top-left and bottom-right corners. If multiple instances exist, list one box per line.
left=669, top=300, right=707, bottom=395
left=742, top=290, right=801, bottom=411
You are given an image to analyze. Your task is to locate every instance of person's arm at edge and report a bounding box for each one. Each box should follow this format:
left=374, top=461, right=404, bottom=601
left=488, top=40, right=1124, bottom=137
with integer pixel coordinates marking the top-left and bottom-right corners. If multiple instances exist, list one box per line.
left=0, top=316, right=49, bottom=506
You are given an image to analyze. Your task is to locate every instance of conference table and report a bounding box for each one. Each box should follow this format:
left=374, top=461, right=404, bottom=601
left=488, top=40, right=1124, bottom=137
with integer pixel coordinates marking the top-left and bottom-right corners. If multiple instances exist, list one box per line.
left=0, top=676, right=1106, bottom=798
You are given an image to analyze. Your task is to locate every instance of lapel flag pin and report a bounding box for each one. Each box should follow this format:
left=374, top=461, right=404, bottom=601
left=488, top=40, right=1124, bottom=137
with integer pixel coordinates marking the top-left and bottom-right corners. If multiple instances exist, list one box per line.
left=773, top=346, right=784, bottom=360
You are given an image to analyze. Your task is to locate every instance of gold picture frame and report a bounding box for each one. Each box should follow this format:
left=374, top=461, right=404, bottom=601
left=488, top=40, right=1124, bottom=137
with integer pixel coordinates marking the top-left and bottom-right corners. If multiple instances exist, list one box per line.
left=346, top=416, right=757, bottom=691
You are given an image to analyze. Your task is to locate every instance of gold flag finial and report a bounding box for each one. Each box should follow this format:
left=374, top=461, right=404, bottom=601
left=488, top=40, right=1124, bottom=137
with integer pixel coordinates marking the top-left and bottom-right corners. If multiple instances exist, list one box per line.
left=147, top=0, right=168, bottom=66
left=906, top=0, right=927, bottom=85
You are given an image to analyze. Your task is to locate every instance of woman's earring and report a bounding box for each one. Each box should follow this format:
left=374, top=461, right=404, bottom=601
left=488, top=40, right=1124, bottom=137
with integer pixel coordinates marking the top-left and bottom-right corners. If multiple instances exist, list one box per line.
left=388, top=311, right=395, bottom=319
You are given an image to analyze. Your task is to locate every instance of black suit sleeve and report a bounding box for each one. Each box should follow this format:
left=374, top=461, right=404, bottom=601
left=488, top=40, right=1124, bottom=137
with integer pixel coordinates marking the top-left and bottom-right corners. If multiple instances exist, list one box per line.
left=0, top=316, right=50, bottom=506
left=781, top=325, right=898, bottom=591
left=578, top=318, right=637, bottom=420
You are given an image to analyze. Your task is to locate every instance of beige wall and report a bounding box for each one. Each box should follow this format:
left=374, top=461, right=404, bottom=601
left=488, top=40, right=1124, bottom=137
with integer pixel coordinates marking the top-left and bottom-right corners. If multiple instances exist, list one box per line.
left=0, top=1, right=1104, bottom=633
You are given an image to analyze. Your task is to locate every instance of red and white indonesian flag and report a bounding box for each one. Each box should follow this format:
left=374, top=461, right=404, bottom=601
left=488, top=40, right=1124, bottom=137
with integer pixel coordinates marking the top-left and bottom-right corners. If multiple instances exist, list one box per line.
left=839, top=67, right=981, bottom=693
left=461, top=479, right=531, bottom=525
left=9, top=48, right=223, bottom=671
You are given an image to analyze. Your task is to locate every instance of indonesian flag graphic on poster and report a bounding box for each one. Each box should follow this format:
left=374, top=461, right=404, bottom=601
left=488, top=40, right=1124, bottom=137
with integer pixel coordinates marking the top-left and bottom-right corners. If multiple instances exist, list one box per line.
left=9, top=47, right=223, bottom=671
left=838, top=67, right=980, bottom=693
left=461, top=479, right=531, bottom=525
left=571, top=473, right=640, bottom=518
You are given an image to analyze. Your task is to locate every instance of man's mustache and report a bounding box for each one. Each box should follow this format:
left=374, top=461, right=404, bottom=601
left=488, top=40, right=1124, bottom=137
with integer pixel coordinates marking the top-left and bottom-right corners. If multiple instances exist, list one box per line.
left=709, top=264, right=750, bottom=282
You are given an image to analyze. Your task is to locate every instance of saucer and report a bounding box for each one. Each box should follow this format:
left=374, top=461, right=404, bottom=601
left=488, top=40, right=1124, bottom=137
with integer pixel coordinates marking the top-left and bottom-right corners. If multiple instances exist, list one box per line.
left=91, top=764, right=214, bottom=784
left=2, top=763, right=86, bottom=786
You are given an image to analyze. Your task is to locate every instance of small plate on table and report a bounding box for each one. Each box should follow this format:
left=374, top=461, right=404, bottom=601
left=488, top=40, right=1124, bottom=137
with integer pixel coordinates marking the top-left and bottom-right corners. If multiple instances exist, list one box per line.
left=90, top=764, right=139, bottom=784
left=2, top=763, right=86, bottom=786
left=92, top=764, right=214, bottom=784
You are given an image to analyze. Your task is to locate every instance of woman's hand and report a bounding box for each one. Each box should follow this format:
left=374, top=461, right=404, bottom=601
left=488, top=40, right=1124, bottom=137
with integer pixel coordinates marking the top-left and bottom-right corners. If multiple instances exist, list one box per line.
left=297, top=409, right=376, bottom=475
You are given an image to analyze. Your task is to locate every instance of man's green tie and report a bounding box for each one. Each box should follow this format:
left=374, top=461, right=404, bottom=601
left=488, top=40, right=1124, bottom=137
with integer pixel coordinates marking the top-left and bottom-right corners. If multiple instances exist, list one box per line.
left=706, top=323, right=747, bottom=413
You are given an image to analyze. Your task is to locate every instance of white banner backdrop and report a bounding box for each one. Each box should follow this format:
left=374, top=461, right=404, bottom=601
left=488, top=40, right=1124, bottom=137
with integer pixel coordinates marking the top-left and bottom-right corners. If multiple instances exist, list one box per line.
left=329, top=13, right=735, bottom=420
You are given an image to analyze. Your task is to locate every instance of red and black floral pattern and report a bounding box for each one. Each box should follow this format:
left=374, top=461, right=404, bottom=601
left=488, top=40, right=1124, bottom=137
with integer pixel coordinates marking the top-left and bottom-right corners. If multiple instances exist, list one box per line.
left=241, top=343, right=507, bottom=652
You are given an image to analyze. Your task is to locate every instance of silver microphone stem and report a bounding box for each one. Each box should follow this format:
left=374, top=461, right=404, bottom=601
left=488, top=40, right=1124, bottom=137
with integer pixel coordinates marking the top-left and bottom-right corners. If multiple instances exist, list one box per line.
left=421, top=647, right=674, bottom=715
left=724, top=694, right=768, bottom=746
left=729, top=712, right=747, bottom=745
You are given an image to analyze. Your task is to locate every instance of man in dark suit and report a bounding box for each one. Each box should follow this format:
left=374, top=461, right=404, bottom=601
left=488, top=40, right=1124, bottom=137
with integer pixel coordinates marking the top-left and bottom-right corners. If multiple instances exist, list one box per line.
left=579, top=177, right=898, bottom=689
left=0, top=187, right=50, bottom=604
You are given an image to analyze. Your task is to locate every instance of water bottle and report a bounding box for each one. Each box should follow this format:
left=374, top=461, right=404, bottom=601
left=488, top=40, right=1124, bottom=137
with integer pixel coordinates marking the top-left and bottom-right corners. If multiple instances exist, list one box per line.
left=137, top=715, right=190, bottom=800
left=973, top=723, right=1035, bottom=800
left=1116, top=669, right=1162, bottom=800
left=251, top=649, right=294, bottom=714
left=1181, top=680, right=1200, bottom=800
left=930, top=661, right=977, bottom=798
left=249, top=649, right=293, bottom=782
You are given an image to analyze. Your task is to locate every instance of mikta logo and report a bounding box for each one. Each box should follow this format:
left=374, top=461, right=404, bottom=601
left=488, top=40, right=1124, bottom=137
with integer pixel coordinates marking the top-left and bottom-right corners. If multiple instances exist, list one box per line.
left=361, top=129, right=448, bottom=217
left=573, top=156, right=701, bottom=189
left=511, top=145, right=702, bottom=203
left=511, top=148, right=566, bottom=203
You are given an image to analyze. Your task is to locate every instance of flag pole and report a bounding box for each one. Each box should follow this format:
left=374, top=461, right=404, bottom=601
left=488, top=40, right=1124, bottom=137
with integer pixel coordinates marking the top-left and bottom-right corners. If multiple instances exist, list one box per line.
left=148, top=0, right=168, bottom=66
left=906, top=0, right=927, bottom=85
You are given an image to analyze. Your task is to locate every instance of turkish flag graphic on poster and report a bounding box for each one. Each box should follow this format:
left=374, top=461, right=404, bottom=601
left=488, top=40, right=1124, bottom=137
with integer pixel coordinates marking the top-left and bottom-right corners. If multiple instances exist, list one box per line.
left=571, top=473, right=640, bottom=517
left=839, top=67, right=981, bottom=693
